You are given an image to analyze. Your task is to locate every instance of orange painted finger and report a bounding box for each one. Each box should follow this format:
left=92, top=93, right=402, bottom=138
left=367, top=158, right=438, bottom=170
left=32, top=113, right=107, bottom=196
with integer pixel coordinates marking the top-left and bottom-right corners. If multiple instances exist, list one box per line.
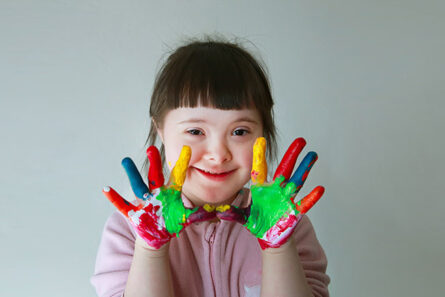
left=170, top=145, right=192, bottom=191
left=295, top=186, right=325, bottom=213
left=251, top=137, right=267, bottom=184
left=102, top=186, right=140, bottom=217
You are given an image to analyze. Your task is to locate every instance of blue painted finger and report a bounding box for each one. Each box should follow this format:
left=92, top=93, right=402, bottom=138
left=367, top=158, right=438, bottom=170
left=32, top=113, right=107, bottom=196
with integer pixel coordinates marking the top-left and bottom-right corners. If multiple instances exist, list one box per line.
left=122, top=157, right=150, bottom=200
left=288, top=151, right=318, bottom=195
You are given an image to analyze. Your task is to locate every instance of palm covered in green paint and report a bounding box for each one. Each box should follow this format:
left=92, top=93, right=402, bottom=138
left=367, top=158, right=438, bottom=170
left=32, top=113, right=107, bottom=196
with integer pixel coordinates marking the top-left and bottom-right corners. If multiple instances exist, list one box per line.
left=103, top=146, right=216, bottom=249
left=247, top=175, right=299, bottom=239
left=218, top=137, right=325, bottom=250
left=249, top=137, right=324, bottom=249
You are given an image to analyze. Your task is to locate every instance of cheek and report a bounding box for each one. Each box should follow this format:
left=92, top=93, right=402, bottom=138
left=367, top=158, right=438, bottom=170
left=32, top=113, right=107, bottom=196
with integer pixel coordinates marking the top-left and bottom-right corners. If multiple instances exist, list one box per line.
left=236, top=148, right=254, bottom=186
left=164, top=143, right=184, bottom=170
left=185, top=144, right=204, bottom=166
left=237, top=144, right=254, bottom=170
left=164, top=138, right=204, bottom=171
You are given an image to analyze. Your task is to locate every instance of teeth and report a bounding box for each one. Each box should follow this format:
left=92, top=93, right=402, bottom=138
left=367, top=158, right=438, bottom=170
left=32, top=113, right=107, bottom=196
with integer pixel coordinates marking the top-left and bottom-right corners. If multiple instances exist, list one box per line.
left=201, top=168, right=223, bottom=174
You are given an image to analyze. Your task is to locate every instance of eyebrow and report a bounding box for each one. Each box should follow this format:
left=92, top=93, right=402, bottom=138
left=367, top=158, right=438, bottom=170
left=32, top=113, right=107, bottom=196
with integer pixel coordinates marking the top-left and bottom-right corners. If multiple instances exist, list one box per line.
left=178, top=117, right=260, bottom=125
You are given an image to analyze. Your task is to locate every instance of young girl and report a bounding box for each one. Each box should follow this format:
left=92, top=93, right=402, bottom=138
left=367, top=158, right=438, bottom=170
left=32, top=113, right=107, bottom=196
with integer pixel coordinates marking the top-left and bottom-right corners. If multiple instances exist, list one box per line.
left=91, top=39, right=330, bottom=297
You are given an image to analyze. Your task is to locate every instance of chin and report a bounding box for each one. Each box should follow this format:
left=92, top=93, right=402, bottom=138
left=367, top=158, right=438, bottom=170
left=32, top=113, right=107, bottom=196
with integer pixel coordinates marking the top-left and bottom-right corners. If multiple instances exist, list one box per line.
left=184, top=169, right=248, bottom=206
left=198, top=187, right=238, bottom=205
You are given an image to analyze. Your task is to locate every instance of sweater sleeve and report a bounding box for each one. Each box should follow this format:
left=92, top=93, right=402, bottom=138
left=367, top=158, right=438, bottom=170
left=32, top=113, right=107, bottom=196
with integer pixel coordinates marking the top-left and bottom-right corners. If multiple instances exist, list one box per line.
left=293, top=215, right=330, bottom=297
left=91, top=211, right=136, bottom=297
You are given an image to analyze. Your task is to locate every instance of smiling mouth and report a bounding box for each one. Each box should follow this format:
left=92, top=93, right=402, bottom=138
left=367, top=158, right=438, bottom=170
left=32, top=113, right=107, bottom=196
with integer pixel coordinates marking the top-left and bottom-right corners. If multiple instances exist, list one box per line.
left=193, top=167, right=236, bottom=180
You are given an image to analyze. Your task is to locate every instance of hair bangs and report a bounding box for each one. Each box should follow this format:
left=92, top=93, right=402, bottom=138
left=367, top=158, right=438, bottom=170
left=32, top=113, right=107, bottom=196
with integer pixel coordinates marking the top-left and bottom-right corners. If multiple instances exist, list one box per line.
left=167, top=43, right=269, bottom=111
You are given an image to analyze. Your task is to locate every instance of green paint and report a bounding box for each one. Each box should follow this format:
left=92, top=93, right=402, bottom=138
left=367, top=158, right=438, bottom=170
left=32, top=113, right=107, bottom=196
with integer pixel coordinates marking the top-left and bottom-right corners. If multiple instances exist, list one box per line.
left=155, top=187, right=197, bottom=235
left=245, top=176, right=299, bottom=238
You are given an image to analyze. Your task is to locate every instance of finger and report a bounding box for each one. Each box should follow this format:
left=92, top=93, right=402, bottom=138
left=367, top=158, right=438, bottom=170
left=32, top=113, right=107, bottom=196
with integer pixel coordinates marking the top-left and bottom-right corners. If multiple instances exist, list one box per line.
left=102, top=186, right=139, bottom=217
left=295, top=186, right=325, bottom=213
left=170, top=145, right=192, bottom=190
left=251, top=137, right=267, bottom=184
left=273, top=138, right=306, bottom=180
left=288, top=151, right=318, bottom=195
left=122, top=157, right=150, bottom=200
left=146, top=146, right=165, bottom=191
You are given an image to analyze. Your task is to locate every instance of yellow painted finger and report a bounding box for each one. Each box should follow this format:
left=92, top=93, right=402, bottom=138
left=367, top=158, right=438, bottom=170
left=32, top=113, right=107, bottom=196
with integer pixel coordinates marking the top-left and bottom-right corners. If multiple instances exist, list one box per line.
left=170, top=145, right=192, bottom=191
left=251, top=137, right=267, bottom=184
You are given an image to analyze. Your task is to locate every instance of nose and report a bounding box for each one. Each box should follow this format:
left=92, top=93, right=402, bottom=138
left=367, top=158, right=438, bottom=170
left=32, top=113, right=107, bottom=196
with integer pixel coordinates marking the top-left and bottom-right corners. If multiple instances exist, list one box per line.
left=204, top=138, right=232, bottom=164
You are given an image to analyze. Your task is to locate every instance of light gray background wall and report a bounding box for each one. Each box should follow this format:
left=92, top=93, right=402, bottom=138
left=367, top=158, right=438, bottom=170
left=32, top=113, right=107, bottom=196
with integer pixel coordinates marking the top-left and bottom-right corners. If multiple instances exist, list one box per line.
left=1, top=1, right=444, bottom=296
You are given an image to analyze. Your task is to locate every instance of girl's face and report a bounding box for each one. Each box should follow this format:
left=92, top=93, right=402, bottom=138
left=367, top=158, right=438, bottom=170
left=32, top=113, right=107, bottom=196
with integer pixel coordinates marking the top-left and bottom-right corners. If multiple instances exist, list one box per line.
left=158, top=106, right=263, bottom=206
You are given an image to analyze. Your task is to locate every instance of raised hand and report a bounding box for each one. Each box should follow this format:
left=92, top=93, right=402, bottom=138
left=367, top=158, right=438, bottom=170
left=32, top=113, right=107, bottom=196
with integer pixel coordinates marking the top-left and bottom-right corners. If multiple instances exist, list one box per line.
left=217, top=137, right=325, bottom=250
left=102, top=146, right=216, bottom=249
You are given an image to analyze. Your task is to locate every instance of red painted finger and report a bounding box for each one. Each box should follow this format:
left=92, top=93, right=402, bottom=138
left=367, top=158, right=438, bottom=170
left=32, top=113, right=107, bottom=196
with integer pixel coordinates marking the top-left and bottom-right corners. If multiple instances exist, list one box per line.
left=102, top=186, right=140, bottom=217
left=295, top=186, right=325, bottom=213
left=273, top=137, right=306, bottom=181
left=146, top=146, right=165, bottom=191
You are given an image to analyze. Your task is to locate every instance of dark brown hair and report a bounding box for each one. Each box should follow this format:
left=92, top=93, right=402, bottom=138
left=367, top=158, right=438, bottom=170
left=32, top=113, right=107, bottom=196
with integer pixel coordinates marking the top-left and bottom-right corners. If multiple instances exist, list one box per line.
left=144, top=37, right=277, bottom=171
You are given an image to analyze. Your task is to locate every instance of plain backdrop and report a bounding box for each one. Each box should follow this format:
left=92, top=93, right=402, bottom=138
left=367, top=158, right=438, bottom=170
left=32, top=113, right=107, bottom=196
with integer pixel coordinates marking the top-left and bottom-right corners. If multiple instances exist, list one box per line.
left=1, top=1, right=444, bottom=296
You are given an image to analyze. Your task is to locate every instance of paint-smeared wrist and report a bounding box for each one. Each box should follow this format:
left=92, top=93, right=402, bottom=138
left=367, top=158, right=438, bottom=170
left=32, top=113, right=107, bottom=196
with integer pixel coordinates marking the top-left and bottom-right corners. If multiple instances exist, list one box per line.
left=260, top=237, right=295, bottom=255
left=135, top=236, right=170, bottom=255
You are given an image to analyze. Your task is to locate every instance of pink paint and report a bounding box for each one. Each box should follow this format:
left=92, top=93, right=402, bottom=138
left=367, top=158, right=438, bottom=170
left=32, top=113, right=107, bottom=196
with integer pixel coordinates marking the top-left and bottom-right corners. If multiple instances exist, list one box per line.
left=258, top=214, right=301, bottom=250
left=133, top=211, right=173, bottom=249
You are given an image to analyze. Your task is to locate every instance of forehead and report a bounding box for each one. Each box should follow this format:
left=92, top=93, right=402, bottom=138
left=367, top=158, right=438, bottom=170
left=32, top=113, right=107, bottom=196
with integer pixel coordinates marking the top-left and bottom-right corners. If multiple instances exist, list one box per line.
left=163, top=106, right=262, bottom=126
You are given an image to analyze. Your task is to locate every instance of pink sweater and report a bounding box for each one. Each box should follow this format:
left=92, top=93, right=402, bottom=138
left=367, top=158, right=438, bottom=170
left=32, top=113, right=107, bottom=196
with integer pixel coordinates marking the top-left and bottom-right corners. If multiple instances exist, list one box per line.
left=91, top=189, right=330, bottom=297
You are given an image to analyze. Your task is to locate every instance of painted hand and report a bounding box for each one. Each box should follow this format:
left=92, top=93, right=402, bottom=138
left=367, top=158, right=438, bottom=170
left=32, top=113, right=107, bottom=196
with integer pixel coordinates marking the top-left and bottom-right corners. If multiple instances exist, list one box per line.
left=217, top=137, right=325, bottom=250
left=102, top=146, right=216, bottom=249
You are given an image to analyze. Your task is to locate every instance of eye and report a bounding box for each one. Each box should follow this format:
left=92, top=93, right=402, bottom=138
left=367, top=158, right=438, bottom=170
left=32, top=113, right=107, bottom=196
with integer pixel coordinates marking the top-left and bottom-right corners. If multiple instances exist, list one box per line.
left=187, top=129, right=204, bottom=136
left=232, top=128, right=249, bottom=136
